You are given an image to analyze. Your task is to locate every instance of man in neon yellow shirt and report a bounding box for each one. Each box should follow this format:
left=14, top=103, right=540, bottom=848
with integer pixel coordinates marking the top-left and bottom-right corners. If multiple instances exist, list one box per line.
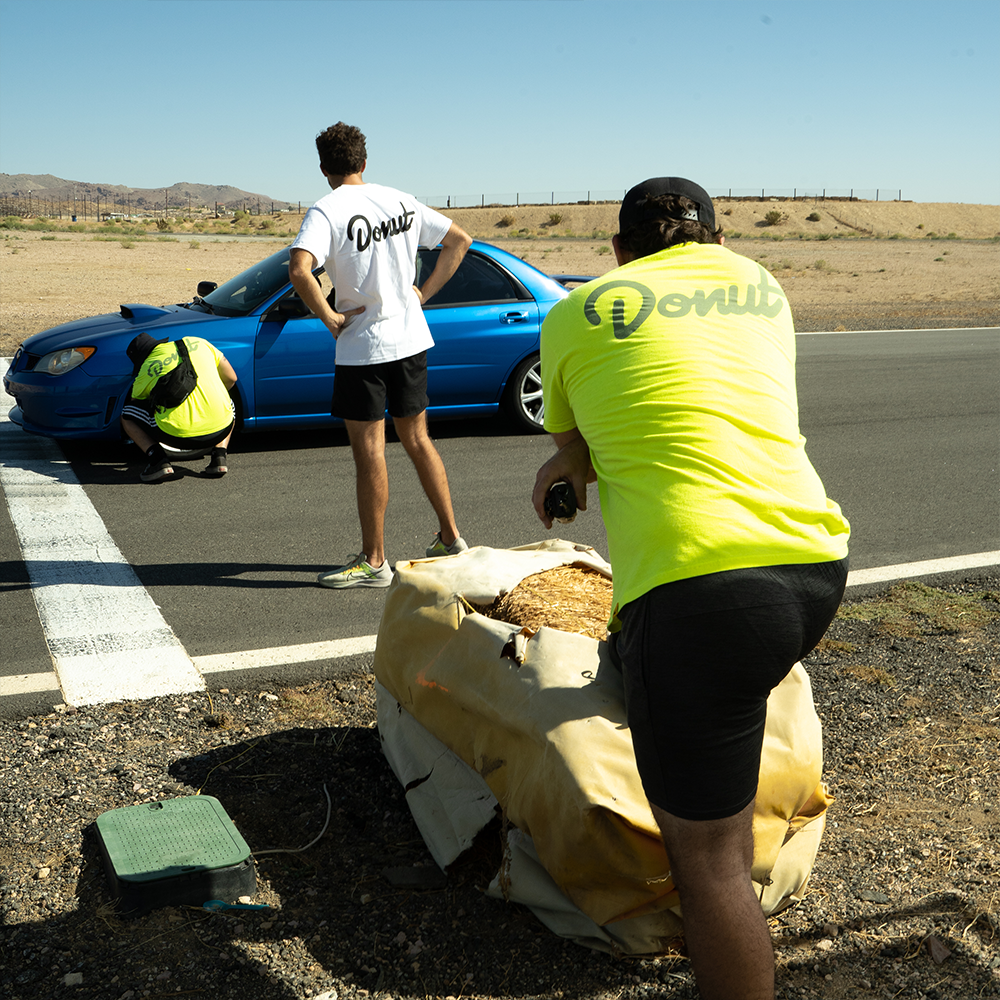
left=122, top=333, right=238, bottom=482
left=532, top=178, right=850, bottom=1000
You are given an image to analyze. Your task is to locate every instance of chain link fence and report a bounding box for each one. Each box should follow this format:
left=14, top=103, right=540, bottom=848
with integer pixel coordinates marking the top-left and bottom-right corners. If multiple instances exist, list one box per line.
left=0, top=195, right=291, bottom=221
left=2, top=188, right=906, bottom=220
left=418, top=188, right=906, bottom=209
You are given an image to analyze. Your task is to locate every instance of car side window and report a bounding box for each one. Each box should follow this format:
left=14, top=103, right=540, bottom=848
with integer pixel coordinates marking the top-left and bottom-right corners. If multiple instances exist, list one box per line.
left=266, top=270, right=334, bottom=320
left=417, top=249, right=525, bottom=307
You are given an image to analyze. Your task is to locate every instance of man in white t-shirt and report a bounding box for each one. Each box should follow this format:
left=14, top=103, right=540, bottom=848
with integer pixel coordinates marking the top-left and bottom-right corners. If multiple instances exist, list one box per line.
left=289, top=122, right=473, bottom=589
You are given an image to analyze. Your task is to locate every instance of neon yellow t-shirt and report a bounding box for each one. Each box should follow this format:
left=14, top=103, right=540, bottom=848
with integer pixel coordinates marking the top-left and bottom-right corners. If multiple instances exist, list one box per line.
left=541, top=242, right=850, bottom=616
left=130, top=337, right=233, bottom=438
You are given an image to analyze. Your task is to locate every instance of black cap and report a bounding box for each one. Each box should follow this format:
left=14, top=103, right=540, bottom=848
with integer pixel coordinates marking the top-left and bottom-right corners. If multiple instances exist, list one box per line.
left=619, top=177, right=716, bottom=233
left=127, top=333, right=169, bottom=375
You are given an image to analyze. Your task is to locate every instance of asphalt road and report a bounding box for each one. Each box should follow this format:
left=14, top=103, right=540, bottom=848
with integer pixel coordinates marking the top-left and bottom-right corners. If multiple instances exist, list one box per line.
left=2, top=328, right=998, bottom=718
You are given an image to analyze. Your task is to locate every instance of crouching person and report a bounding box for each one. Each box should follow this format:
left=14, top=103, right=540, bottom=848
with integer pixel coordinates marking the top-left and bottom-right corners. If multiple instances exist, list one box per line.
left=121, top=332, right=238, bottom=482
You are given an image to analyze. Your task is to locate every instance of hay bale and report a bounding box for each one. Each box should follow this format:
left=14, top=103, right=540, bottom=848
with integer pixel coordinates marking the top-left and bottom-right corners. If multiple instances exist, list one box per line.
left=477, top=565, right=612, bottom=641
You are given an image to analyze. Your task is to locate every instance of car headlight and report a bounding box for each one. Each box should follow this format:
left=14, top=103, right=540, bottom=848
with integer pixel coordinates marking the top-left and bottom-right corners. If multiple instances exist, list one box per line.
left=37, top=346, right=97, bottom=375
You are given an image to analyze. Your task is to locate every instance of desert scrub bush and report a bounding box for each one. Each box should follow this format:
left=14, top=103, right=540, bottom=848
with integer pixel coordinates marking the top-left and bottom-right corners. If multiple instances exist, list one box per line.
left=40, top=234, right=57, bottom=241
left=496, top=213, right=516, bottom=228
left=548, top=212, right=563, bottom=226
left=806, top=211, right=821, bottom=222
left=155, top=217, right=171, bottom=232
left=597, top=245, right=611, bottom=255
left=817, top=232, right=832, bottom=240
left=764, top=209, right=784, bottom=226
left=1, top=216, right=25, bottom=229
left=813, top=259, right=829, bottom=270
left=119, top=239, right=134, bottom=249
left=189, top=240, right=201, bottom=249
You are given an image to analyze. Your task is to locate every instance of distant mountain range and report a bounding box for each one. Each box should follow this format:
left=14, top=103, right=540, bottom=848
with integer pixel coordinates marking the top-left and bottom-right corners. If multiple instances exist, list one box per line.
left=0, top=173, right=293, bottom=211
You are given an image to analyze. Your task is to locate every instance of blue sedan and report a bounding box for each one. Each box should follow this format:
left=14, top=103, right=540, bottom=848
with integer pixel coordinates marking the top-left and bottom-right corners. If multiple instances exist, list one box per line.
left=4, top=240, right=581, bottom=440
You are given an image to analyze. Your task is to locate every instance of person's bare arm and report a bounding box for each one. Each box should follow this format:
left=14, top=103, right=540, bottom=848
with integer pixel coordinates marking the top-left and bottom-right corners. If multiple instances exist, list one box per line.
left=217, top=355, right=237, bottom=389
left=288, top=248, right=364, bottom=339
left=413, top=222, right=472, bottom=305
left=531, top=429, right=596, bottom=528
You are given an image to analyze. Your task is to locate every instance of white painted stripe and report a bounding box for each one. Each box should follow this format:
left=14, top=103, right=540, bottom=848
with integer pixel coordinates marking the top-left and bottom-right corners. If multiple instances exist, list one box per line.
left=800, top=326, right=999, bottom=336
left=1, top=672, right=61, bottom=696
left=847, top=551, right=1000, bottom=587
left=193, top=635, right=378, bottom=674
left=1, top=373, right=204, bottom=706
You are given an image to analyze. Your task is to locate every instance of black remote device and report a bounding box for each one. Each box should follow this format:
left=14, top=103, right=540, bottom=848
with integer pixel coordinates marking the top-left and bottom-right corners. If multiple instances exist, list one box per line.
left=544, top=482, right=578, bottom=523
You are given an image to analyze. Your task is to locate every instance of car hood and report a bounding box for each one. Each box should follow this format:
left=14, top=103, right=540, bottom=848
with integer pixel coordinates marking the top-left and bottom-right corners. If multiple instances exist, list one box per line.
left=18, top=305, right=220, bottom=377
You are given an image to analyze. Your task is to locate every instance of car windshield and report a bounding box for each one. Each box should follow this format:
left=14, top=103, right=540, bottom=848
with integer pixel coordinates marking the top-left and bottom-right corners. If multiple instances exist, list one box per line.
left=200, top=247, right=294, bottom=316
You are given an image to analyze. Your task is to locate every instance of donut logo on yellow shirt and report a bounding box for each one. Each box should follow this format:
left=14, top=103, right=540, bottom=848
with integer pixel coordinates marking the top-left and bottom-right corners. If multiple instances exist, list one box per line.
left=583, top=264, right=786, bottom=339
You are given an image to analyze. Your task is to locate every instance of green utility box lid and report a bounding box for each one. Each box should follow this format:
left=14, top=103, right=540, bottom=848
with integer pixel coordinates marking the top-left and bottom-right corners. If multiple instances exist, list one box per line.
left=94, top=796, right=256, bottom=915
left=96, top=795, right=251, bottom=881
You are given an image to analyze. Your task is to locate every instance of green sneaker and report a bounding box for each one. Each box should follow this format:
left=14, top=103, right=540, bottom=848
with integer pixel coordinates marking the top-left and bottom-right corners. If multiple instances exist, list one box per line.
left=425, top=533, right=469, bottom=558
left=317, top=555, right=393, bottom=589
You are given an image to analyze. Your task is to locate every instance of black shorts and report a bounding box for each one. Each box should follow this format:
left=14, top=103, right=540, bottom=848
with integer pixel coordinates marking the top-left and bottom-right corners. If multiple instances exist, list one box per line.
left=331, top=352, right=429, bottom=422
left=121, top=398, right=234, bottom=450
left=611, top=557, right=848, bottom=821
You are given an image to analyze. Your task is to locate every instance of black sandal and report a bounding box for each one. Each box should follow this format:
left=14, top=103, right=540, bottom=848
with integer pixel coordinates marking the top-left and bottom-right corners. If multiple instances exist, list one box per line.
left=205, top=447, right=228, bottom=477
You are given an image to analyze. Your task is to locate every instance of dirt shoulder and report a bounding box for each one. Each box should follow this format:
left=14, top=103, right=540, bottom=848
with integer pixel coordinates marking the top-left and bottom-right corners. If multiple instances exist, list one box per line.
left=2, top=577, right=997, bottom=1000
left=2, top=203, right=998, bottom=356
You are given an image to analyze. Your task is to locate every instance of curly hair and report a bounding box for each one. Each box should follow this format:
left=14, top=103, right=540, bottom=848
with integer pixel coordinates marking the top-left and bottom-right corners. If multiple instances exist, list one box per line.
left=315, top=122, right=367, bottom=177
left=618, top=193, right=723, bottom=258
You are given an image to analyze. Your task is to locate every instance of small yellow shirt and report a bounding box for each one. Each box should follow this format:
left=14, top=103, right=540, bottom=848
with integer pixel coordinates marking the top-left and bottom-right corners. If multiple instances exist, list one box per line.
left=130, top=337, right=233, bottom=438
left=541, top=242, right=850, bottom=615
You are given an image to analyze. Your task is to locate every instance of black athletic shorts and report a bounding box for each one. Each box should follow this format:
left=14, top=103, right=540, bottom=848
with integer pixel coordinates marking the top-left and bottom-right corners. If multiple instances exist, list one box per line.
left=121, top=398, right=234, bottom=450
left=610, top=557, right=849, bottom=821
left=331, top=352, right=429, bottom=422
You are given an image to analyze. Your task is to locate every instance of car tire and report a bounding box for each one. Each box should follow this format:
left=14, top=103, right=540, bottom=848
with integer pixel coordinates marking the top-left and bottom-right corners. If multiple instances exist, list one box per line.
left=502, top=352, right=546, bottom=433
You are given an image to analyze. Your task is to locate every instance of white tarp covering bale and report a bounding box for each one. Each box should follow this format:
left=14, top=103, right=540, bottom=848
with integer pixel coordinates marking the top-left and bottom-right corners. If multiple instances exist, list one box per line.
left=374, top=540, right=831, bottom=955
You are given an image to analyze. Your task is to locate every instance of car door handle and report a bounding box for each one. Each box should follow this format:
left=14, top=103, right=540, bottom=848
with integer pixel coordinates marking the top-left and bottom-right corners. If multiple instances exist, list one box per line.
left=500, top=311, right=529, bottom=324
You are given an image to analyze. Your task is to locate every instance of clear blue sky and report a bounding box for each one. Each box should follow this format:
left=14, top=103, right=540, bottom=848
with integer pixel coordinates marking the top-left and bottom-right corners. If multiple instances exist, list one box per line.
left=1, top=0, right=998, bottom=205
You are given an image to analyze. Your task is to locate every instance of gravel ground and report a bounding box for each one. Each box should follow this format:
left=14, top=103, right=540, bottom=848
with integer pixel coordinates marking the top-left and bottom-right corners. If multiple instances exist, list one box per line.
left=1, top=576, right=998, bottom=1000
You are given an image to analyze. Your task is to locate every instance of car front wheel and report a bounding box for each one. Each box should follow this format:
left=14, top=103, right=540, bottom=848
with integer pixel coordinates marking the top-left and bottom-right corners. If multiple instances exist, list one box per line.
left=502, top=352, right=545, bottom=433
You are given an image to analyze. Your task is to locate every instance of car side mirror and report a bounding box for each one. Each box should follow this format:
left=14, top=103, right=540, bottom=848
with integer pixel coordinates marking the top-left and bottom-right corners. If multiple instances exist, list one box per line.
left=269, top=298, right=312, bottom=321
left=197, top=281, right=218, bottom=297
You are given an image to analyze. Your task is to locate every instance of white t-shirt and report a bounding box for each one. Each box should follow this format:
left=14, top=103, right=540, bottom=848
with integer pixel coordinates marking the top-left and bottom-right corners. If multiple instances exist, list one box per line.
left=290, top=182, right=452, bottom=365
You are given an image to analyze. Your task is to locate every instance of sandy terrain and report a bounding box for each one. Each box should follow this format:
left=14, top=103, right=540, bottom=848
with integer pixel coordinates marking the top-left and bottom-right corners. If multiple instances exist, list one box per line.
left=2, top=200, right=998, bottom=355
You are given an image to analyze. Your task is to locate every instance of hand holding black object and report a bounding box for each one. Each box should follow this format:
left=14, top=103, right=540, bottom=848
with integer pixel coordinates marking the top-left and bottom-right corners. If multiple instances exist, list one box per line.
left=544, top=482, right=578, bottom=524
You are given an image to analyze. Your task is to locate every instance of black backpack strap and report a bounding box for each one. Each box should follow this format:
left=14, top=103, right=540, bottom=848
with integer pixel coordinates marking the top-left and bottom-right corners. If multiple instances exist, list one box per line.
left=148, top=337, right=198, bottom=410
